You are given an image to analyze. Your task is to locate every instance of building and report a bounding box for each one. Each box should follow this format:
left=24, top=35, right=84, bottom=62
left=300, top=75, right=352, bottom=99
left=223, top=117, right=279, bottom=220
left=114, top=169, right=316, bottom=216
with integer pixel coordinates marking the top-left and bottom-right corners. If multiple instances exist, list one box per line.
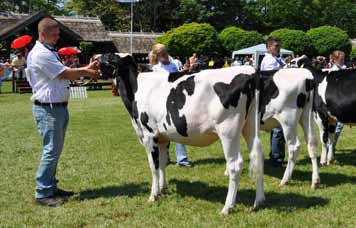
left=0, top=10, right=161, bottom=63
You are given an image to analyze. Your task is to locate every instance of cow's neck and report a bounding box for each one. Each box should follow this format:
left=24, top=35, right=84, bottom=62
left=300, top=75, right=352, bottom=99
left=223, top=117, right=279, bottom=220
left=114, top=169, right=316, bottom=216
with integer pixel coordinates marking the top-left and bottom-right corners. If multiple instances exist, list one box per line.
left=117, top=64, right=139, bottom=119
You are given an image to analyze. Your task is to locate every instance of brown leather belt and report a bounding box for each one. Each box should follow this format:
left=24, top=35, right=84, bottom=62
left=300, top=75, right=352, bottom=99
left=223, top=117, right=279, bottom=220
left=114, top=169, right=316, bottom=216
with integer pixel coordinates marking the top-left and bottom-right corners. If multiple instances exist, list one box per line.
left=34, top=100, right=68, bottom=107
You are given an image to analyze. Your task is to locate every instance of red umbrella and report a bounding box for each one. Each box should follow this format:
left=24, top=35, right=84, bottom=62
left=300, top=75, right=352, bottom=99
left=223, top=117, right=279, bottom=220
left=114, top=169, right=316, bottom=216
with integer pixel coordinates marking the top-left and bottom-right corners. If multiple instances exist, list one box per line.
left=58, top=47, right=78, bottom=56
left=11, top=35, right=32, bottom=49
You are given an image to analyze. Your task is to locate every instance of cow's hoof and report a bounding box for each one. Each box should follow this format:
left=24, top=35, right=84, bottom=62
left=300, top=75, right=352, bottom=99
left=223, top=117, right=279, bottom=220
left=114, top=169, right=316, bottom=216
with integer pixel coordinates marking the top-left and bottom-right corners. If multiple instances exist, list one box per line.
left=279, top=180, right=288, bottom=187
left=327, top=159, right=335, bottom=166
left=148, top=195, right=157, bottom=202
left=253, top=197, right=265, bottom=210
left=320, top=162, right=326, bottom=166
left=159, top=187, right=167, bottom=195
left=311, top=181, right=320, bottom=190
left=220, top=207, right=231, bottom=215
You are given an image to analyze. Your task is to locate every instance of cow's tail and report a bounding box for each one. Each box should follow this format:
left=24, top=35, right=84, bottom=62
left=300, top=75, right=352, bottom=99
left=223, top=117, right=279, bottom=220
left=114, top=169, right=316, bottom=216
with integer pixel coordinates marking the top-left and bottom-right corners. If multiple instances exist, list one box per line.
left=249, top=71, right=264, bottom=178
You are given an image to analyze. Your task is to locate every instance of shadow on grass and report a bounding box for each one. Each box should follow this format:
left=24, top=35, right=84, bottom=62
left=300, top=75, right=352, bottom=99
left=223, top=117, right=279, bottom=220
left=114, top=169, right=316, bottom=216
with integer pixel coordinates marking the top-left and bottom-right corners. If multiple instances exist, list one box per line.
left=264, top=162, right=356, bottom=187
left=170, top=179, right=328, bottom=211
left=76, top=183, right=149, bottom=200
left=292, top=149, right=356, bottom=166
left=193, top=157, right=225, bottom=166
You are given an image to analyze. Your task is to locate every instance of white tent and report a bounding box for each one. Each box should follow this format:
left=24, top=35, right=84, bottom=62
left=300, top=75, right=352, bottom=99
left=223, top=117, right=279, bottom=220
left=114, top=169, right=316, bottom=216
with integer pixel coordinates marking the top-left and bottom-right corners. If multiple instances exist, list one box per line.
left=232, top=43, right=294, bottom=68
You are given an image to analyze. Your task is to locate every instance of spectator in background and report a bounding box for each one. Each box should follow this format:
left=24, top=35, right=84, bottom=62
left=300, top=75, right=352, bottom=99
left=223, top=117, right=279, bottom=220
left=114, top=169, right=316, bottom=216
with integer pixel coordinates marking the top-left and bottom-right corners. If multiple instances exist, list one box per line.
left=11, top=50, right=26, bottom=79
left=326, top=51, right=347, bottom=160
left=231, top=56, right=242, bottom=66
left=0, top=61, right=11, bottom=93
left=260, top=36, right=286, bottom=167
left=149, top=43, right=192, bottom=168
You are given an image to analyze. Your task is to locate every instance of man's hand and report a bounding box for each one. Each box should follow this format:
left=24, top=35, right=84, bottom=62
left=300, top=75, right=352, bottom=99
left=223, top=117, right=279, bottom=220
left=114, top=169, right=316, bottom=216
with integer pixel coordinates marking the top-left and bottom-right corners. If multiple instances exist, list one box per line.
left=84, top=60, right=100, bottom=79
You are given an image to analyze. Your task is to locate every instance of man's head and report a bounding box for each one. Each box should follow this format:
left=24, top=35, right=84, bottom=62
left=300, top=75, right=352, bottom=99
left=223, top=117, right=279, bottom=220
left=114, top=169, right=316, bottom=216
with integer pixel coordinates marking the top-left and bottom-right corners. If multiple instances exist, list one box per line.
left=266, top=36, right=281, bottom=57
left=38, top=17, right=60, bottom=46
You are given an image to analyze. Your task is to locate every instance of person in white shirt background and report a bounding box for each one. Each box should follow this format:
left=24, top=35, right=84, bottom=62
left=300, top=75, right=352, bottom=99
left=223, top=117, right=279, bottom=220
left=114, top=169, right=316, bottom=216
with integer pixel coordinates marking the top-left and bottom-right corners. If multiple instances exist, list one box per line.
left=327, top=50, right=347, bottom=156
left=149, top=43, right=192, bottom=168
left=231, top=56, right=242, bottom=66
left=260, top=36, right=286, bottom=167
left=27, top=17, right=99, bottom=207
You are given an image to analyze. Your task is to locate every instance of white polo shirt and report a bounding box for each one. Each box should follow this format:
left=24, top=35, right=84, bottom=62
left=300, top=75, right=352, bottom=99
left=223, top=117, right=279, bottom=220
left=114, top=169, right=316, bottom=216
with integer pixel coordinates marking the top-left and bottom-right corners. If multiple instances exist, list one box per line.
left=260, top=53, right=285, bottom=71
left=152, top=56, right=182, bottom=73
left=26, top=41, right=69, bottom=103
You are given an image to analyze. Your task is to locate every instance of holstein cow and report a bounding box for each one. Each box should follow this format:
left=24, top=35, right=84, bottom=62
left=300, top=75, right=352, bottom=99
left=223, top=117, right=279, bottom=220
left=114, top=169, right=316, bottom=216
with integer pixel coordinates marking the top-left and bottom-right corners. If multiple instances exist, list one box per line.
left=98, top=53, right=265, bottom=214
left=257, top=68, right=320, bottom=188
left=292, top=56, right=356, bottom=165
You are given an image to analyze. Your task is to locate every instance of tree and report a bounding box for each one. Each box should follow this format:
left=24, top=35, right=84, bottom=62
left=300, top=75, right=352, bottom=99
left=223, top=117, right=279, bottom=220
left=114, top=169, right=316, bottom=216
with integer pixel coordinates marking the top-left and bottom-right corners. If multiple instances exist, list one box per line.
left=155, top=23, right=220, bottom=58
left=307, top=26, right=352, bottom=56
left=0, top=0, right=70, bottom=15
left=351, top=48, right=356, bottom=60
left=270, top=29, right=312, bottom=55
left=219, top=27, right=264, bottom=54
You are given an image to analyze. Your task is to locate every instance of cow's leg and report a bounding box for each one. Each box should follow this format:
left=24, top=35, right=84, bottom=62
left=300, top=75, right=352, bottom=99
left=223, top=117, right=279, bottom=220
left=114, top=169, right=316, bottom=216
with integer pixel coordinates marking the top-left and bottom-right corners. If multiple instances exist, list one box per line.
left=219, top=135, right=242, bottom=215
left=314, top=114, right=328, bottom=166
left=143, top=136, right=160, bottom=202
left=301, top=109, right=320, bottom=189
left=327, top=124, right=336, bottom=165
left=158, top=142, right=169, bottom=194
left=280, top=122, right=301, bottom=187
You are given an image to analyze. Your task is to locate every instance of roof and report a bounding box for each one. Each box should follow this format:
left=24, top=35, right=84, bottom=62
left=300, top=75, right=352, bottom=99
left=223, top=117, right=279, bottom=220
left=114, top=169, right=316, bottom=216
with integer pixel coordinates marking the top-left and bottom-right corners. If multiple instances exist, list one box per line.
left=55, top=16, right=112, bottom=42
left=232, top=43, right=294, bottom=57
left=109, top=31, right=162, bottom=54
left=0, top=10, right=82, bottom=41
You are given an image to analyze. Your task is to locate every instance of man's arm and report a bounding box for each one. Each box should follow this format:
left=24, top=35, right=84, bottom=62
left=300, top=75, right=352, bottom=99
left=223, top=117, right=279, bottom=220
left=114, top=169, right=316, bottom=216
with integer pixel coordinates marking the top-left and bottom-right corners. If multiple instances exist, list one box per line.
left=58, top=60, right=99, bottom=80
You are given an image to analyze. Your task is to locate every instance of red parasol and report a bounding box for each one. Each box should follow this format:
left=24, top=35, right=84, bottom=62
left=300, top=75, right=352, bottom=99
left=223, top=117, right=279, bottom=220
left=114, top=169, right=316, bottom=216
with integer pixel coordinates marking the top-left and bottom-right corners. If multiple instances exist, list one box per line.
left=58, top=47, right=78, bottom=56
left=11, top=35, right=32, bottom=49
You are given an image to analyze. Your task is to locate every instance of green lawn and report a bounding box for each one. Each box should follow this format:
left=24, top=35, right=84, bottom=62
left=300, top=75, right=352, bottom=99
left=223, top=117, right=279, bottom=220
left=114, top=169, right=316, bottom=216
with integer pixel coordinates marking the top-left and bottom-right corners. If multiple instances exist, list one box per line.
left=1, top=81, right=356, bottom=227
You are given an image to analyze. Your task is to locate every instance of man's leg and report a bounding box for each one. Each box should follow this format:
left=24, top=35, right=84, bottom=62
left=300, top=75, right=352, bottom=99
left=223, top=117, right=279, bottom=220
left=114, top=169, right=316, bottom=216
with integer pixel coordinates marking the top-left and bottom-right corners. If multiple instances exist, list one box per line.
left=175, top=143, right=192, bottom=167
left=333, top=122, right=344, bottom=151
left=269, top=127, right=286, bottom=166
left=33, top=105, right=67, bottom=200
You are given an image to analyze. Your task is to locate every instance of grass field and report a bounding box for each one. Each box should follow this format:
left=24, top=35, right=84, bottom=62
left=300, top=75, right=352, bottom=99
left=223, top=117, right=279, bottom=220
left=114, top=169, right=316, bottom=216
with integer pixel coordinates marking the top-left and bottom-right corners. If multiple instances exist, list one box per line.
left=1, top=81, right=356, bottom=227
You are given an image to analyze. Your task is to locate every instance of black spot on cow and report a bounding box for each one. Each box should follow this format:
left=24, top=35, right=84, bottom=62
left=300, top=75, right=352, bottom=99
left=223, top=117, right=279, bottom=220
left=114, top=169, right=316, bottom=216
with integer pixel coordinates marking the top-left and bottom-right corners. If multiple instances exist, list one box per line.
left=151, top=146, right=159, bottom=169
left=168, top=72, right=190, bottom=82
left=328, top=124, right=336, bottom=134
left=153, top=136, right=159, bottom=143
left=213, top=74, right=254, bottom=111
left=163, top=123, right=167, bottom=130
left=305, top=79, right=314, bottom=92
left=132, top=101, right=139, bottom=121
left=259, top=71, right=279, bottom=123
left=296, top=93, right=307, bottom=108
left=166, top=76, right=195, bottom=137
left=140, top=112, right=153, bottom=133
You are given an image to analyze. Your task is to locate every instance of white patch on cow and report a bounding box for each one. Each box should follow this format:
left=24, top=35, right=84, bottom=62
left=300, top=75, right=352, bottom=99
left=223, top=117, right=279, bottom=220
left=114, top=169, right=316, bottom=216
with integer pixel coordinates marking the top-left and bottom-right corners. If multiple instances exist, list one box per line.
left=318, top=77, right=328, bottom=104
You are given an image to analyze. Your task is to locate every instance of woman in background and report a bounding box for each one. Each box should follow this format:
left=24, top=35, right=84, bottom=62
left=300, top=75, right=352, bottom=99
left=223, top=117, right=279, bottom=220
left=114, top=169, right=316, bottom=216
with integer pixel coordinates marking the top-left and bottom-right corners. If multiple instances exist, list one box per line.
left=149, top=44, right=192, bottom=168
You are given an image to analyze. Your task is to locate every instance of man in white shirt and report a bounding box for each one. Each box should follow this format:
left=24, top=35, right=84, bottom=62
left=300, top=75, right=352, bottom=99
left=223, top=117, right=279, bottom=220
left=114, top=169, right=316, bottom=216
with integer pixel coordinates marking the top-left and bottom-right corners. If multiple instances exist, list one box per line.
left=260, top=37, right=286, bottom=167
left=27, top=17, right=99, bottom=207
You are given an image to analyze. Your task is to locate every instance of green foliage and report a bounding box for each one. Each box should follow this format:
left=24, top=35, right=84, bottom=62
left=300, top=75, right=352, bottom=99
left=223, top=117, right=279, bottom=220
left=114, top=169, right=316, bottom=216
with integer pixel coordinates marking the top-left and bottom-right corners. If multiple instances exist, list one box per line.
left=79, top=41, right=94, bottom=55
left=0, top=0, right=70, bottom=15
left=155, top=23, right=220, bottom=58
left=2, top=86, right=356, bottom=227
left=218, top=27, right=264, bottom=54
left=270, top=29, right=312, bottom=55
left=307, top=26, right=352, bottom=56
left=351, top=48, right=356, bottom=60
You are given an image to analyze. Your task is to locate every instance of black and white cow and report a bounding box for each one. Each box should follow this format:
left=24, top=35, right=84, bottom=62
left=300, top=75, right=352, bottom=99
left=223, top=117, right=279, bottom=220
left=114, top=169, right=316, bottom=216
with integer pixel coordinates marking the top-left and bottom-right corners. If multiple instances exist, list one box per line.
left=257, top=68, right=320, bottom=188
left=292, top=56, right=356, bottom=165
left=99, top=53, right=265, bottom=214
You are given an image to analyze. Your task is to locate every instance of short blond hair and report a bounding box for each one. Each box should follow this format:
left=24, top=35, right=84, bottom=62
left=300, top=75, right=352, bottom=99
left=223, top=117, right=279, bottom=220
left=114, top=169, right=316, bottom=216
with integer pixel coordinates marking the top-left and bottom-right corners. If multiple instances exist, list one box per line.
left=38, top=17, right=59, bottom=34
left=149, top=43, right=167, bottom=66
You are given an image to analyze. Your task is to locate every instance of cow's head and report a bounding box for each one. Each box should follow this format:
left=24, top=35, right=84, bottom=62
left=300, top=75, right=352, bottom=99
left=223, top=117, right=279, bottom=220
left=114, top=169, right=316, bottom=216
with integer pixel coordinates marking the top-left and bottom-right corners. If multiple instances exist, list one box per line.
left=96, top=53, right=136, bottom=79
left=290, top=55, right=310, bottom=68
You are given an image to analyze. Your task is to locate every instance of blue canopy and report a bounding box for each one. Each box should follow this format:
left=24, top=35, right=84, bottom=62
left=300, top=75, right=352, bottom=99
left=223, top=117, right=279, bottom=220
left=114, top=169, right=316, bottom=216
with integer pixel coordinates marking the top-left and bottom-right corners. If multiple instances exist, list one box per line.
left=232, top=43, right=294, bottom=68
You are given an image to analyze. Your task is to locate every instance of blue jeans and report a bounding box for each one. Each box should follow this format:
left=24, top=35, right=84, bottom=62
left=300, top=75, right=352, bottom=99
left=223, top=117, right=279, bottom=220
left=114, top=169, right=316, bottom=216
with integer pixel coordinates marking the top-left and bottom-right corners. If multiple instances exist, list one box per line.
left=33, top=105, right=69, bottom=199
left=270, top=127, right=285, bottom=162
left=175, top=143, right=190, bottom=165
left=333, top=122, right=344, bottom=150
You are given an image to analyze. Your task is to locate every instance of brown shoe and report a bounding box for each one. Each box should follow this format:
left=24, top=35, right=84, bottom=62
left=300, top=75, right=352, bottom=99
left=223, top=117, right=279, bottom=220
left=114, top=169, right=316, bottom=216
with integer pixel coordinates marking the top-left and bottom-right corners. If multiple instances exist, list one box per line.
left=35, top=196, right=65, bottom=207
